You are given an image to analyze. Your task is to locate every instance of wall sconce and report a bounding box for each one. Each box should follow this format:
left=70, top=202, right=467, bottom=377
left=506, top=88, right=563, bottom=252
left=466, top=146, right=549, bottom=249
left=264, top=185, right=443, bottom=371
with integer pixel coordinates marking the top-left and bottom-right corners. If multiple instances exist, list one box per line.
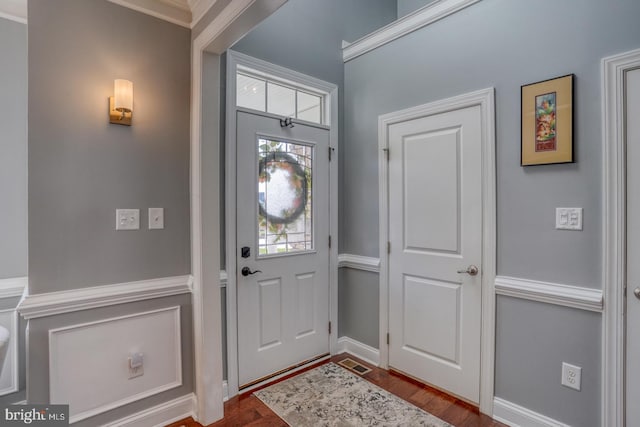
left=109, top=79, right=133, bottom=126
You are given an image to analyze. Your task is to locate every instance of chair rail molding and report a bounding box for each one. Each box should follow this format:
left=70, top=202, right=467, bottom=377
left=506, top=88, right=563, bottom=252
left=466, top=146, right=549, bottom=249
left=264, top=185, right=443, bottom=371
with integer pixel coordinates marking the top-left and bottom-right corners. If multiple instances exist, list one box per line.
left=602, top=47, right=640, bottom=427
left=0, top=277, right=27, bottom=300
left=337, top=254, right=380, bottom=273
left=17, top=275, right=192, bottom=319
left=494, top=276, right=603, bottom=312
left=0, top=0, right=27, bottom=24
left=342, top=0, right=481, bottom=62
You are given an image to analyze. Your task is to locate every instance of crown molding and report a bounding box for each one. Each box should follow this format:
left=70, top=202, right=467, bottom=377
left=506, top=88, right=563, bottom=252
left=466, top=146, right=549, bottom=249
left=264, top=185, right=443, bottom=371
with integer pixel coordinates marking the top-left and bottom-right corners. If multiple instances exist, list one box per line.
left=188, top=0, right=217, bottom=28
left=108, top=0, right=193, bottom=28
left=0, top=0, right=27, bottom=24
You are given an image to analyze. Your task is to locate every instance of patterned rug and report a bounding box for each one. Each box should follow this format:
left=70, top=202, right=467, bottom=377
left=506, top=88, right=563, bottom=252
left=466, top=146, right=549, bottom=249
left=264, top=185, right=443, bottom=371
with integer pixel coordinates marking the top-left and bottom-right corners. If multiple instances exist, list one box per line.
left=254, top=363, right=452, bottom=427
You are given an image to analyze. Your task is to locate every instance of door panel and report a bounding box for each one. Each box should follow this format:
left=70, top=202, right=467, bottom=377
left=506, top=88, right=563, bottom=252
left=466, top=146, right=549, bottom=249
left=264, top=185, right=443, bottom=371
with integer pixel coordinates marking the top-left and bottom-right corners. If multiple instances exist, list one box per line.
left=626, top=68, right=640, bottom=426
left=388, top=105, right=482, bottom=403
left=236, top=111, right=330, bottom=388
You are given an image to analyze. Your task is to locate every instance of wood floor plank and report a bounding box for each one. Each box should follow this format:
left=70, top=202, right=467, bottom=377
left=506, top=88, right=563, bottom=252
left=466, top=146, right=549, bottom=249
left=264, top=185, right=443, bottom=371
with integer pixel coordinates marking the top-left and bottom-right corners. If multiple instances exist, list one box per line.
left=168, top=354, right=508, bottom=427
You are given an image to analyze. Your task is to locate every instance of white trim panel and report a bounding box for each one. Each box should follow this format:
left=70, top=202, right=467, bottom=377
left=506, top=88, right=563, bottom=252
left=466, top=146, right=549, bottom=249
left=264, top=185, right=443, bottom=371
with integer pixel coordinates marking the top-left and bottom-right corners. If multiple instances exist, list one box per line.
left=0, top=309, right=19, bottom=396
left=107, top=0, right=192, bottom=28
left=602, top=47, right=640, bottom=427
left=220, top=270, right=228, bottom=287
left=102, top=393, right=196, bottom=427
left=493, top=397, right=570, bottom=427
left=17, top=275, right=192, bottom=320
left=0, top=277, right=27, bottom=300
left=337, top=254, right=380, bottom=273
left=495, top=276, right=603, bottom=312
left=342, top=0, right=481, bottom=62
left=336, top=336, right=380, bottom=367
left=0, top=0, right=27, bottom=24
left=49, top=307, right=183, bottom=423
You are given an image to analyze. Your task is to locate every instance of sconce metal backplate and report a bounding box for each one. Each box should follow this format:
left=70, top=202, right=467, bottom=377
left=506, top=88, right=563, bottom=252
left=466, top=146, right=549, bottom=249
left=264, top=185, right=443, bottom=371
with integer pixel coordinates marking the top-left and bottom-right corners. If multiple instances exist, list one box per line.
left=109, top=97, right=132, bottom=126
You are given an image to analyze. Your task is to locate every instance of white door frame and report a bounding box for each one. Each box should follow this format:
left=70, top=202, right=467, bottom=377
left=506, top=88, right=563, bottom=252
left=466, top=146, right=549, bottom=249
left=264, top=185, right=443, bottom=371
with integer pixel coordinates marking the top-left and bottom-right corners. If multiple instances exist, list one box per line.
left=378, top=88, right=496, bottom=415
left=225, top=50, right=339, bottom=398
left=602, top=47, right=640, bottom=427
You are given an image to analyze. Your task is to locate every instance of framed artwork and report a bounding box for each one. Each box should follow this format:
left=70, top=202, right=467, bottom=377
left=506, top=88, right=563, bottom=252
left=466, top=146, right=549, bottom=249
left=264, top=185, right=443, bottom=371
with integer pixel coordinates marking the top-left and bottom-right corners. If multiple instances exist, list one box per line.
left=521, top=74, right=574, bottom=166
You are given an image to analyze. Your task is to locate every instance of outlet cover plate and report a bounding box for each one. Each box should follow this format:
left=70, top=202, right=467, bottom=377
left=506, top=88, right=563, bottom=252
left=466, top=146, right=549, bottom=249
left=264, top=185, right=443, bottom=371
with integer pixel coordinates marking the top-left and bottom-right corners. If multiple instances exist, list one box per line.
left=556, top=208, right=583, bottom=230
left=116, top=209, right=140, bottom=230
left=561, top=362, right=582, bottom=391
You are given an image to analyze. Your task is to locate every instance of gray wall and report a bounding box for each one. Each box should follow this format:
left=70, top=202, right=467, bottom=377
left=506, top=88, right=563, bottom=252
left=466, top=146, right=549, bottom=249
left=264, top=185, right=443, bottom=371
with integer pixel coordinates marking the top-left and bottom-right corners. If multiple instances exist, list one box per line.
left=28, top=0, right=191, bottom=294
left=0, top=18, right=28, bottom=280
left=0, top=17, right=28, bottom=405
left=342, top=0, right=640, bottom=424
left=397, top=0, right=436, bottom=18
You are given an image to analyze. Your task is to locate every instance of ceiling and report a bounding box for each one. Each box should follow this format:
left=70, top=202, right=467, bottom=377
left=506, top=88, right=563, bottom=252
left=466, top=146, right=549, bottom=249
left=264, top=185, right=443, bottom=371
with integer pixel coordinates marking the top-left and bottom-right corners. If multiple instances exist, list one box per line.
left=0, top=0, right=218, bottom=28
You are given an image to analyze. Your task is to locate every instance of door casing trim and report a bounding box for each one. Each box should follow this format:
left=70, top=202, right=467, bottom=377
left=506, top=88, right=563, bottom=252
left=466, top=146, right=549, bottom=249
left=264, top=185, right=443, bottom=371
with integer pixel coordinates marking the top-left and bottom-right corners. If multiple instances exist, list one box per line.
left=377, top=88, right=496, bottom=415
left=225, top=50, right=339, bottom=399
left=602, top=47, right=640, bottom=427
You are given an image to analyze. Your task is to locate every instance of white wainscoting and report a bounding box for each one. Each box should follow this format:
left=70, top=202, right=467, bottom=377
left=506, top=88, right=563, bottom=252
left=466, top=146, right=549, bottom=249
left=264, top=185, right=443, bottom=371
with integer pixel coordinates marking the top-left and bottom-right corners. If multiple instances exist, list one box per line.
left=494, top=276, right=603, bottom=312
left=337, top=254, right=381, bottom=273
left=0, top=276, right=27, bottom=300
left=342, top=0, right=481, bottom=62
left=49, top=306, right=183, bottom=423
left=102, top=393, right=196, bottom=427
left=336, top=336, right=380, bottom=366
left=0, top=309, right=18, bottom=396
left=17, top=275, right=192, bottom=319
left=493, top=397, right=570, bottom=427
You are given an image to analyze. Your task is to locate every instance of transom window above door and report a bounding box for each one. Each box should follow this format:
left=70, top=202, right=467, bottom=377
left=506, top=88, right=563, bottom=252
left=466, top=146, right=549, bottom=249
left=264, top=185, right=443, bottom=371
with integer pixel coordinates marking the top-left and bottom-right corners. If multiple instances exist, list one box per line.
left=236, top=70, right=324, bottom=124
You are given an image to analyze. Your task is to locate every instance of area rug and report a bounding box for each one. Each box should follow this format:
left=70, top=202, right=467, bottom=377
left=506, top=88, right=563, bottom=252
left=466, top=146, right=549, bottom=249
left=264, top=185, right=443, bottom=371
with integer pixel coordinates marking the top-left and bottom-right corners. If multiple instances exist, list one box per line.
left=253, top=363, right=452, bottom=427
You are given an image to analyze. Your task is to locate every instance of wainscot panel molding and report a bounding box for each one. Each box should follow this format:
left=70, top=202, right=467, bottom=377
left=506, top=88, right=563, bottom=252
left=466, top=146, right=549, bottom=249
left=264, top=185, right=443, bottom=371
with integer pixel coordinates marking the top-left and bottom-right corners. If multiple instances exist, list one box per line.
left=17, top=275, right=192, bottom=319
left=337, top=254, right=381, bottom=273
left=0, top=309, right=19, bottom=396
left=494, top=276, right=603, bottom=312
left=49, top=306, right=182, bottom=423
left=0, top=276, right=27, bottom=300
left=0, top=0, right=27, bottom=24
left=102, top=393, right=196, bottom=427
left=493, top=397, right=571, bottom=427
left=336, top=336, right=380, bottom=366
left=342, top=0, right=481, bottom=62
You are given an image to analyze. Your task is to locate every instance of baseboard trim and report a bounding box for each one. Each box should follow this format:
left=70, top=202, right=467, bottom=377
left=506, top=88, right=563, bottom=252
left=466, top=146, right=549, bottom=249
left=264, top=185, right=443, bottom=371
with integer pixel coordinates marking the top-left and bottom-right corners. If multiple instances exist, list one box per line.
left=223, top=380, right=229, bottom=402
left=493, top=397, right=570, bottom=427
left=0, top=276, right=27, bottom=300
left=337, top=254, right=380, bottom=273
left=494, top=276, right=603, bottom=312
left=101, top=393, right=196, bottom=427
left=336, top=336, right=380, bottom=366
left=17, top=275, right=193, bottom=319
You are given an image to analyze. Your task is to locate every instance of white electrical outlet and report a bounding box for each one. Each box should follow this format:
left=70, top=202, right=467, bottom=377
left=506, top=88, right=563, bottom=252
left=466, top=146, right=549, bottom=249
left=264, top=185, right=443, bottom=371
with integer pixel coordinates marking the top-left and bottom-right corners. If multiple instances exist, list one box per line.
left=556, top=208, right=583, bottom=230
left=561, top=362, right=582, bottom=391
left=116, top=209, right=140, bottom=230
left=148, top=208, right=164, bottom=230
left=128, top=352, right=144, bottom=379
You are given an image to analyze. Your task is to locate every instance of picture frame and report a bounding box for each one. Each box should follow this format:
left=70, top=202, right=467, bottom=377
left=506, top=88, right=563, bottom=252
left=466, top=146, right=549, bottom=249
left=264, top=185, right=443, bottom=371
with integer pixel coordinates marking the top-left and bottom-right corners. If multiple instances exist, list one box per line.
left=521, top=74, right=574, bottom=166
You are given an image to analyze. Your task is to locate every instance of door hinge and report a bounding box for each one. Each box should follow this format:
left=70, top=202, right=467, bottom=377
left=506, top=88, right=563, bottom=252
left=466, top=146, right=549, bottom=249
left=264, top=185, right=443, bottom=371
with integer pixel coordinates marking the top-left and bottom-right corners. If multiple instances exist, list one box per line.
left=329, top=146, right=334, bottom=161
left=383, top=148, right=389, bottom=161
left=387, top=241, right=391, bottom=254
left=386, top=333, right=390, bottom=345
left=329, top=321, right=332, bottom=334
left=329, top=235, right=332, bottom=248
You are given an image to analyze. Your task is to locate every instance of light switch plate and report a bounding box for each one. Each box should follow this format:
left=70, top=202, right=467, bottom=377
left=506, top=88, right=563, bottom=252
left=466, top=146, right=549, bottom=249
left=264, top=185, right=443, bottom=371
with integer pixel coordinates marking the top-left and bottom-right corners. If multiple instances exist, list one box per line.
left=116, top=209, right=140, bottom=230
left=148, top=208, right=164, bottom=230
left=556, top=208, right=583, bottom=230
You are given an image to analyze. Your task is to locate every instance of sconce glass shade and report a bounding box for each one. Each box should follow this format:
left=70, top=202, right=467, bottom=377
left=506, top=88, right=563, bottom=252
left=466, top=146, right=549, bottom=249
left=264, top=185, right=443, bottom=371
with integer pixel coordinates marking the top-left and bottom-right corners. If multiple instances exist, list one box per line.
left=114, top=79, right=133, bottom=112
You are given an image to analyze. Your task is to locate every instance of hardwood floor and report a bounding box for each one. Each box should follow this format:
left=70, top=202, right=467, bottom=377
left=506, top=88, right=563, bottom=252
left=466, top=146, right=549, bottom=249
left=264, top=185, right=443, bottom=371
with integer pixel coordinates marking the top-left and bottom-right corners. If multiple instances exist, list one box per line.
left=167, top=354, right=507, bottom=427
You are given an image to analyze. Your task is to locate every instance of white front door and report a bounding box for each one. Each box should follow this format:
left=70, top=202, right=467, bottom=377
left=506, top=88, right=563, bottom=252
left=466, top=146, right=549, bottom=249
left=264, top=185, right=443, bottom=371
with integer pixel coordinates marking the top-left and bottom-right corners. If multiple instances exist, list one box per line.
left=626, top=68, right=640, bottom=425
left=236, top=110, right=330, bottom=389
left=387, top=105, right=483, bottom=403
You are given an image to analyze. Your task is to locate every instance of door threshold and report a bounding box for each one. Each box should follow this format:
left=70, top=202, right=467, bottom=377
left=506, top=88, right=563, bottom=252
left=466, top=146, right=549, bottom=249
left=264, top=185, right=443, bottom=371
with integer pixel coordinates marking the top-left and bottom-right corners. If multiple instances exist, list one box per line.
left=239, top=353, right=330, bottom=394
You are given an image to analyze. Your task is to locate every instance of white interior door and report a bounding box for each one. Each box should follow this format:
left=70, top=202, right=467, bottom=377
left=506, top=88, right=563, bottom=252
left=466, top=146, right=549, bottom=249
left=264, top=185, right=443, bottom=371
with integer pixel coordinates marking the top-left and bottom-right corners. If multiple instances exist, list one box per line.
left=626, top=68, right=640, bottom=426
left=236, top=111, right=330, bottom=388
left=387, top=105, right=483, bottom=403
